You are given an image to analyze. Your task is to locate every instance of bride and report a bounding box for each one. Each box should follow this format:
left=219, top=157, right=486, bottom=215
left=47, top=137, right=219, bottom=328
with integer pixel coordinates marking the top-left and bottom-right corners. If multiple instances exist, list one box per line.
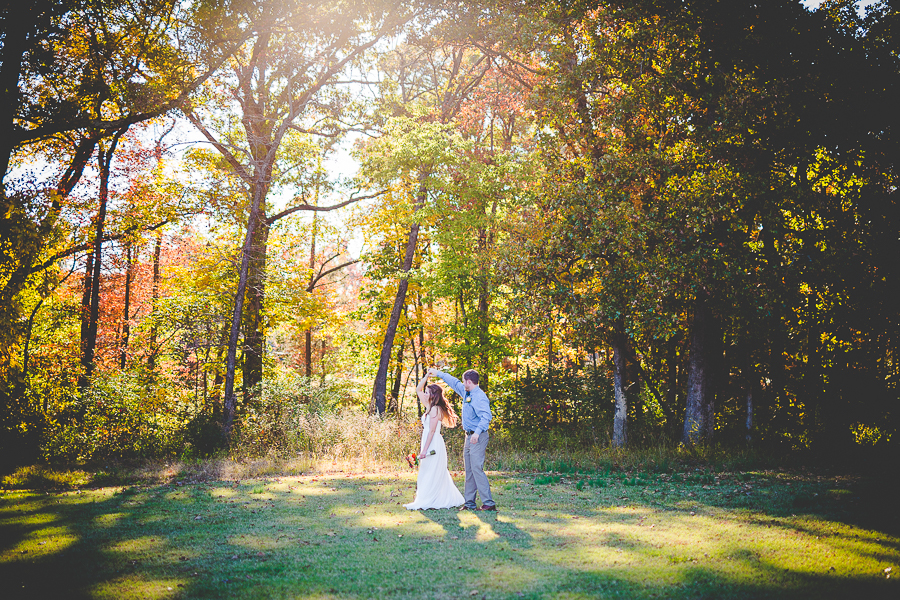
left=404, top=372, right=465, bottom=510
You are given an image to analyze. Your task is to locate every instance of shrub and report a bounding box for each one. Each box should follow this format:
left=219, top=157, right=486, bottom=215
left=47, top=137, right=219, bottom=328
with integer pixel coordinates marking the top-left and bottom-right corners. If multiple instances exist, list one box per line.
left=42, top=371, right=185, bottom=462
left=492, top=365, right=614, bottom=450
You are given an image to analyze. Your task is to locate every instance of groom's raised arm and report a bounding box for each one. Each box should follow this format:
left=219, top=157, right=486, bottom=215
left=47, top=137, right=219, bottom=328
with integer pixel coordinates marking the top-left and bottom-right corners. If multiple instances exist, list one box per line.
left=432, top=369, right=466, bottom=399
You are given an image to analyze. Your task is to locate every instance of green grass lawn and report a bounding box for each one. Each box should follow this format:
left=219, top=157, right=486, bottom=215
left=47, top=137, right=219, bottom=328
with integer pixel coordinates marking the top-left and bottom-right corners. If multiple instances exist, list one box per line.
left=1, top=465, right=897, bottom=599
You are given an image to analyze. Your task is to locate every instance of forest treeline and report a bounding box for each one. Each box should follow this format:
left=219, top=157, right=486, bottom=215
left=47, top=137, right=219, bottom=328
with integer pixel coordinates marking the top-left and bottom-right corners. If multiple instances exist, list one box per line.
left=1, top=0, right=897, bottom=467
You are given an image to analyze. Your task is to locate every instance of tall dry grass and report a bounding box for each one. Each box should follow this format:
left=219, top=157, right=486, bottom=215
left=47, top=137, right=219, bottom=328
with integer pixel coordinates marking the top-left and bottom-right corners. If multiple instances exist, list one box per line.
left=234, top=399, right=422, bottom=470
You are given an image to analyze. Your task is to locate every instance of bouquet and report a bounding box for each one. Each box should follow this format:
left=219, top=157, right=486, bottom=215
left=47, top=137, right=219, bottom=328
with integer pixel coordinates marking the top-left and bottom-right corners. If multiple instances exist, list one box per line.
left=405, top=449, right=436, bottom=468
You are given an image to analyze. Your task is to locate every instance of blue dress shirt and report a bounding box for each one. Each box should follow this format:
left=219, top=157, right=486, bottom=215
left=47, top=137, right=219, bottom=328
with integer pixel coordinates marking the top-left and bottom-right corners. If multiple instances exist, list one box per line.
left=435, top=371, right=492, bottom=436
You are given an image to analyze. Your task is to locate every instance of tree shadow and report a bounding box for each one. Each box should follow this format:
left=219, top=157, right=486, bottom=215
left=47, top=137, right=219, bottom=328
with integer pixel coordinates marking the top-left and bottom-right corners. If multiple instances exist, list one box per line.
left=416, top=505, right=534, bottom=551
left=1, top=471, right=898, bottom=600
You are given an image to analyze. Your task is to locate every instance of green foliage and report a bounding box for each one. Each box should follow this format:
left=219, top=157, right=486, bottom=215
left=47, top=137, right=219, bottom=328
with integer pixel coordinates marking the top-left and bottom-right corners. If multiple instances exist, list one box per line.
left=182, top=412, right=226, bottom=458
left=42, top=371, right=186, bottom=462
left=493, top=366, right=614, bottom=450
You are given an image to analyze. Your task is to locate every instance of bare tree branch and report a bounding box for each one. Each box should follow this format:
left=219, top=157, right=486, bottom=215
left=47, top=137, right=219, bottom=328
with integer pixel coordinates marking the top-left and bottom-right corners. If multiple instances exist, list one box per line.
left=182, top=108, right=253, bottom=182
left=266, top=189, right=389, bottom=224
left=287, top=125, right=342, bottom=138
left=307, top=258, right=359, bottom=291
left=27, top=220, right=169, bottom=276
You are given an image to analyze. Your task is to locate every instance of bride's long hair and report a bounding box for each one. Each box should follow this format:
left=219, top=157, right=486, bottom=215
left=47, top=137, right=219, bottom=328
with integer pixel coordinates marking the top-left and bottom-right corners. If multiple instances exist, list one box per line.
left=427, top=384, right=458, bottom=428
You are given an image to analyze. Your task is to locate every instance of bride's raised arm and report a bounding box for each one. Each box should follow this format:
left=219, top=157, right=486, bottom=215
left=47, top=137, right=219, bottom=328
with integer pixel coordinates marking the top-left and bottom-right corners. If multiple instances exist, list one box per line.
left=416, top=372, right=430, bottom=405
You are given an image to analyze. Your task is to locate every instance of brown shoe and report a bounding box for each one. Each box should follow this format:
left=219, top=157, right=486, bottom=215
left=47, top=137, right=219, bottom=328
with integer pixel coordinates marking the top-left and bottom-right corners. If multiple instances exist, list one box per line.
left=479, top=504, right=497, bottom=511
left=459, top=505, right=476, bottom=511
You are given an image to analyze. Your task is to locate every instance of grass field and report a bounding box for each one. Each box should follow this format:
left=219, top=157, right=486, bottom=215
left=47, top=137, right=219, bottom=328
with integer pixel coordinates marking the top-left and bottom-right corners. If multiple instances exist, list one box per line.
left=1, top=461, right=897, bottom=599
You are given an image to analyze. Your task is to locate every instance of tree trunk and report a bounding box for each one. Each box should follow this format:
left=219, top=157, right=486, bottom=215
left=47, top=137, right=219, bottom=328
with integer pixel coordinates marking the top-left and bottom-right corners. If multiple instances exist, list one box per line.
left=241, top=212, right=269, bottom=400
left=477, top=276, right=490, bottom=391
left=222, top=180, right=268, bottom=440
left=305, top=329, right=313, bottom=378
left=119, top=243, right=132, bottom=369
left=547, top=308, right=554, bottom=373
left=372, top=184, right=425, bottom=414
left=148, top=231, right=162, bottom=370
left=319, top=339, right=327, bottom=385
left=460, top=291, right=471, bottom=368
left=682, top=292, right=718, bottom=446
left=78, top=249, right=95, bottom=390
left=0, top=1, right=44, bottom=188
left=745, top=352, right=755, bottom=445
left=611, top=326, right=629, bottom=448
left=805, top=283, right=830, bottom=448
left=760, top=215, right=785, bottom=435
left=665, top=336, right=681, bottom=437
left=22, top=296, right=47, bottom=385
left=418, top=297, right=426, bottom=368
left=626, top=346, right=643, bottom=437
left=475, top=198, right=499, bottom=389
left=746, top=386, right=754, bottom=443
left=417, top=298, right=425, bottom=417
left=305, top=212, right=317, bottom=378
left=79, top=132, right=123, bottom=389
left=390, top=341, right=404, bottom=413
left=82, top=150, right=112, bottom=382
left=210, top=320, right=230, bottom=418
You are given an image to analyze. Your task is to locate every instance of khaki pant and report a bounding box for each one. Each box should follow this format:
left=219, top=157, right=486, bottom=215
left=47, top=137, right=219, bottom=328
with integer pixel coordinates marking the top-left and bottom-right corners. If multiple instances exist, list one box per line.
left=463, top=431, right=494, bottom=508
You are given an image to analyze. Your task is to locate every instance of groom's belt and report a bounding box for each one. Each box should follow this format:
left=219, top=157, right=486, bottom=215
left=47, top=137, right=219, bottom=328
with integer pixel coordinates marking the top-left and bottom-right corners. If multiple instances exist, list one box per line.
left=465, top=430, right=486, bottom=435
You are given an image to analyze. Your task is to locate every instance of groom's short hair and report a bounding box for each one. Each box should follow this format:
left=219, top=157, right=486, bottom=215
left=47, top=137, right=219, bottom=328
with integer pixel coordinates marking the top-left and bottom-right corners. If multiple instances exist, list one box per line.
left=463, top=369, right=479, bottom=385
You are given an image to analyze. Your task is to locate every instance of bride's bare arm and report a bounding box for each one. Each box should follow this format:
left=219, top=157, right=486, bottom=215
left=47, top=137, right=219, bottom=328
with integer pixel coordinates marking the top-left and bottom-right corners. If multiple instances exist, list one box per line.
left=416, top=372, right=430, bottom=403
left=420, top=406, right=440, bottom=458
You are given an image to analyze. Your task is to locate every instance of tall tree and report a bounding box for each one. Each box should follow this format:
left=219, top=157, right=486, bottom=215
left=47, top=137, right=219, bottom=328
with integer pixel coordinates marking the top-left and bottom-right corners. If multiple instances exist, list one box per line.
left=78, top=128, right=126, bottom=389
left=1, top=0, right=246, bottom=359
left=362, top=34, right=494, bottom=414
left=183, top=0, right=413, bottom=439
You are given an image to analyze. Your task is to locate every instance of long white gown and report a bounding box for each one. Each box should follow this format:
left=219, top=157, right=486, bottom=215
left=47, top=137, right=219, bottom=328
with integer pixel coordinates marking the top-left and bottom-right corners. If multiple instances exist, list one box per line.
left=404, top=413, right=465, bottom=510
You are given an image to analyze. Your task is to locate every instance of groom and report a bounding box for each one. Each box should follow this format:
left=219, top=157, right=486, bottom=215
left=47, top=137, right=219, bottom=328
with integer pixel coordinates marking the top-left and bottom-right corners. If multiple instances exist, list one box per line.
left=428, top=367, right=496, bottom=511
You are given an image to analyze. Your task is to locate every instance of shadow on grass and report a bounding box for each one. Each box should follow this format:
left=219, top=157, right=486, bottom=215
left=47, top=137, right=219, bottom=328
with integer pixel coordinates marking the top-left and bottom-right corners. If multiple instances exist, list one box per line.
left=0, top=472, right=898, bottom=599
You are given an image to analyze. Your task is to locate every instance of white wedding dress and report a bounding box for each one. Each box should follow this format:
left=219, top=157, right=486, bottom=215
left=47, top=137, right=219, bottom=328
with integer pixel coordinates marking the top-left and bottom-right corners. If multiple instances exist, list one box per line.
left=404, top=413, right=464, bottom=510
